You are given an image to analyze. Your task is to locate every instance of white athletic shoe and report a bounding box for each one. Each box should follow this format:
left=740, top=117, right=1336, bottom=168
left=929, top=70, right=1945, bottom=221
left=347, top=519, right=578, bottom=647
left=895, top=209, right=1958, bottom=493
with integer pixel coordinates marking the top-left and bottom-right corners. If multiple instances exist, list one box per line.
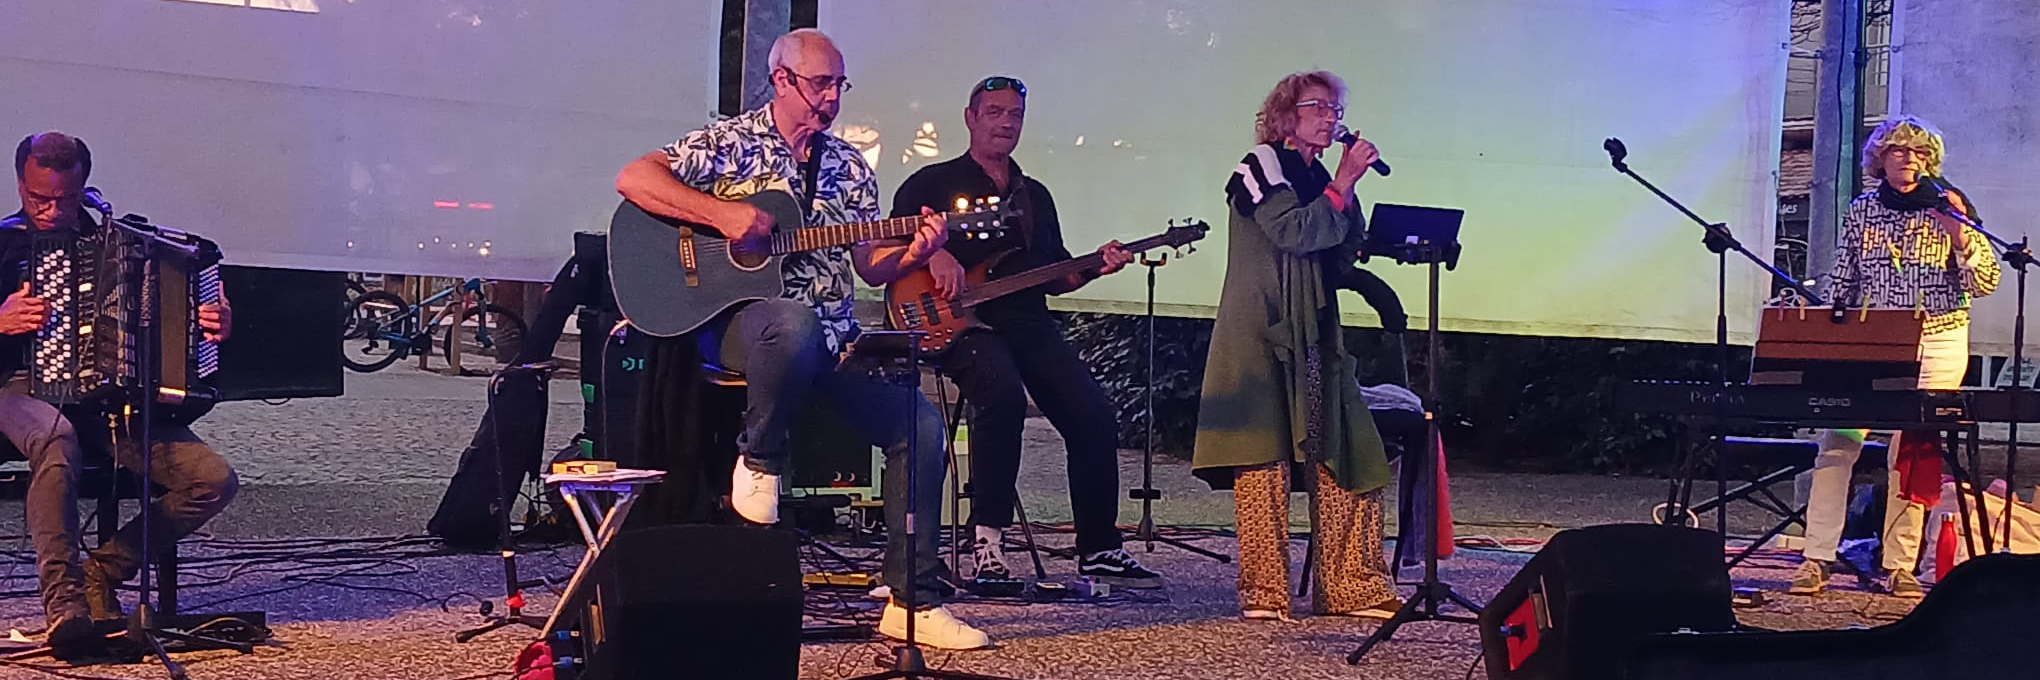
left=730, top=456, right=780, bottom=524
left=877, top=603, right=991, bottom=650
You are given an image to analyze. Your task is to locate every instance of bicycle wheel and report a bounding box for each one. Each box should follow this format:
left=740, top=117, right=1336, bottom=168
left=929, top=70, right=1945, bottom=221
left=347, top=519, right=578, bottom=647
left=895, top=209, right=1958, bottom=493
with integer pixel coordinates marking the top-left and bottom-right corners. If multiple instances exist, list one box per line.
left=341, top=278, right=375, bottom=340
left=342, top=291, right=416, bottom=372
left=442, top=303, right=528, bottom=375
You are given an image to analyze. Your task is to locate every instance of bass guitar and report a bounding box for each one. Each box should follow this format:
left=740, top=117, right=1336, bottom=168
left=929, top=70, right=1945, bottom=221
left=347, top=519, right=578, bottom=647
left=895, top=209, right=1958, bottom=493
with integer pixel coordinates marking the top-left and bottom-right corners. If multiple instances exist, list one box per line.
left=884, top=218, right=1208, bottom=353
left=608, top=189, right=1005, bottom=337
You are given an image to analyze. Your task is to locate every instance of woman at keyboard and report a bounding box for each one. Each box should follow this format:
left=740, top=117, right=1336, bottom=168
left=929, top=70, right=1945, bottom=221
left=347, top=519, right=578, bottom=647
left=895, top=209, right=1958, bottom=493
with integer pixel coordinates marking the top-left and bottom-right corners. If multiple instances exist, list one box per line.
left=1793, top=115, right=2000, bottom=598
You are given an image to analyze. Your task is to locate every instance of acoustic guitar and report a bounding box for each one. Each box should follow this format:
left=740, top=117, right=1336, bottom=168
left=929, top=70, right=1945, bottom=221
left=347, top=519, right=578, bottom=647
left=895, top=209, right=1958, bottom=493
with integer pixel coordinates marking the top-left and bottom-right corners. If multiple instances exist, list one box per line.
left=607, top=189, right=1005, bottom=337
left=883, top=219, right=1208, bottom=353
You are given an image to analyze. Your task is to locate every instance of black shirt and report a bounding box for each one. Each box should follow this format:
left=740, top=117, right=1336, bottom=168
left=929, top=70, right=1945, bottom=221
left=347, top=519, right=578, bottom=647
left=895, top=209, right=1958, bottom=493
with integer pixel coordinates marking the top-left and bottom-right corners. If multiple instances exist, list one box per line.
left=0, top=210, right=37, bottom=380
left=888, top=154, right=1074, bottom=330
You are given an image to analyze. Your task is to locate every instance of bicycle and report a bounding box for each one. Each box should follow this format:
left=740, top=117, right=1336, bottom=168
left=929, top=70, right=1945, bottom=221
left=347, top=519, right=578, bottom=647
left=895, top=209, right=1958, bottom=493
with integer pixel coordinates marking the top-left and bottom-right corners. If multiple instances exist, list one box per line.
left=342, top=278, right=528, bottom=375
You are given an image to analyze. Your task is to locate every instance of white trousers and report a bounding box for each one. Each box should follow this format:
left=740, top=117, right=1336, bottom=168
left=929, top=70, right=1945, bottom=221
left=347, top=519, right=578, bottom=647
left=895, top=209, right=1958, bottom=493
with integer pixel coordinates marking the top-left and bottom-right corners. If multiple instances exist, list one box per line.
left=1802, top=327, right=1967, bottom=569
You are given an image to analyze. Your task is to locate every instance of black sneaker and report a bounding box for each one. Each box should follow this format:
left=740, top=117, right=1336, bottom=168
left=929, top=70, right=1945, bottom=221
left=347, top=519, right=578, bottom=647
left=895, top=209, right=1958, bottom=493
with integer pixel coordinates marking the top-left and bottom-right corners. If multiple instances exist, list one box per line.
left=1079, top=549, right=1164, bottom=589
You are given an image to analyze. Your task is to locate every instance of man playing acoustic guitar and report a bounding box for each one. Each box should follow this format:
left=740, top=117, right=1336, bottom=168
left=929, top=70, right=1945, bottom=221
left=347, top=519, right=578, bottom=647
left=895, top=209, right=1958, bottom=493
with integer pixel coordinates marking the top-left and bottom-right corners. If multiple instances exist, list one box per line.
left=614, top=29, right=988, bottom=649
left=877, top=76, right=1163, bottom=589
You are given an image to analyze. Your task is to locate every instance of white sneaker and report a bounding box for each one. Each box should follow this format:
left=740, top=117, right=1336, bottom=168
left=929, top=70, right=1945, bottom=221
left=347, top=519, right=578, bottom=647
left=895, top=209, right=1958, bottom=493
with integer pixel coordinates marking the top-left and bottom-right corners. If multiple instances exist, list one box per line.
left=877, top=603, right=990, bottom=650
left=971, top=525, right=1011, bottom=579
left=730, top=456, right=780, bottom=524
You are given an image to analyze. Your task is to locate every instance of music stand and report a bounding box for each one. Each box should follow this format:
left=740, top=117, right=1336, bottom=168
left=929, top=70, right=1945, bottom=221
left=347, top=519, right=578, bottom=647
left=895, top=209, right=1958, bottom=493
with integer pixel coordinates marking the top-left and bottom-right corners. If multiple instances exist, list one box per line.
left=1347, top=204, right=1483, bottom=665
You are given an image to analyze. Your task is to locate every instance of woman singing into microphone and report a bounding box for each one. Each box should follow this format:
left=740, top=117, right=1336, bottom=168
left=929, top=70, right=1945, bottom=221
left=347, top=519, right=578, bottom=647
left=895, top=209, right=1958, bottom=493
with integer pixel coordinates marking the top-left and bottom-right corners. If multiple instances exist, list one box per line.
left=1190, top=70, right=1400, bottom=621
left=1792, top=115, right=1999, bottom=598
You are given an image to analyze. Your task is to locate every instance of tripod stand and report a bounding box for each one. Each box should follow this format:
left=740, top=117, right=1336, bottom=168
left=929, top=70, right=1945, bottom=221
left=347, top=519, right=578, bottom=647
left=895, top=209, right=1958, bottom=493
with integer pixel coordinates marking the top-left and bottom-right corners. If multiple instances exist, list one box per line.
left=842, top=331, right=1013, bottom=680
left=1129, top=247, right=1228, bottom=562
left=1600, top=138, right=1825, bottom=538
left=455, top=364, right=554, bottom=642
left=1347, top=240, right=1482, bottom=664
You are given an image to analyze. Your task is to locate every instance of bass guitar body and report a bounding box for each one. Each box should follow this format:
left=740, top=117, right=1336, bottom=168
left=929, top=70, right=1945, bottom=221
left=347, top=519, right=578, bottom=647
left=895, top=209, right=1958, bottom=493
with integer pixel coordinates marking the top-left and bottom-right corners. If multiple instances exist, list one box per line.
left=883, top=250, right=1014, bottom=354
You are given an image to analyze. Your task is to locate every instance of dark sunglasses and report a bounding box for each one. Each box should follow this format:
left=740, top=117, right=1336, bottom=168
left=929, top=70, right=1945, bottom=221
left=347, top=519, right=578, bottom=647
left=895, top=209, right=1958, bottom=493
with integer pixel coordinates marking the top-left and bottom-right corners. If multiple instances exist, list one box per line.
left=976, top=76, right=1027, bottom=97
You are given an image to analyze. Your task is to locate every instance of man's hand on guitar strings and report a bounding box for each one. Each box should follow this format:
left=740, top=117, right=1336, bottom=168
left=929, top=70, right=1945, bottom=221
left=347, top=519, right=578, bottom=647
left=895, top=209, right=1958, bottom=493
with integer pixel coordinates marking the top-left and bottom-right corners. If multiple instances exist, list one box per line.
left=906, top=206, right=950, bottom=262
left=927, top=250, right=965, bottom=300
left=723, top=201, right=776, bottom=247
left=1095, top=240, right=1133, bottom=276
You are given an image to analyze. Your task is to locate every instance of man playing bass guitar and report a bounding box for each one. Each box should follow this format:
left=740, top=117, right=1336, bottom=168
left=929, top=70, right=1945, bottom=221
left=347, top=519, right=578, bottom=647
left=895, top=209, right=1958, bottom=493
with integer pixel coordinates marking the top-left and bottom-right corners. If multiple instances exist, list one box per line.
left=877, top=76, right=1163, bottom=589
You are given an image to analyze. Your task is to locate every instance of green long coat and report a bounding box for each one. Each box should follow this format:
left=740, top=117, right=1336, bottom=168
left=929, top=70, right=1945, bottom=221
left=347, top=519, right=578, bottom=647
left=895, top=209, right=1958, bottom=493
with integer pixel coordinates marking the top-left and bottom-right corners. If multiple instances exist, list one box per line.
left=1190, top=151, right=1392, bottom=494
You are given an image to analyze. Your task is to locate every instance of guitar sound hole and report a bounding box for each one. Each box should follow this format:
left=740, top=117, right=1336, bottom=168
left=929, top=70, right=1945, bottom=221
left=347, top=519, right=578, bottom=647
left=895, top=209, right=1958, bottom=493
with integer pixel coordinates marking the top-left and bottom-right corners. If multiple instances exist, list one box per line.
left=728, top=247, right=770, bottom=272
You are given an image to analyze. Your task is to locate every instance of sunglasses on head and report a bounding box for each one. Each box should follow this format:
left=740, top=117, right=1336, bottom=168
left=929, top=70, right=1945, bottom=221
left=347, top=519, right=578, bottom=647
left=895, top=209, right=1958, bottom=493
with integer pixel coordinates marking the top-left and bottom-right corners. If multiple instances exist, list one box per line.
left=976, top=76, right=1026, bottom=97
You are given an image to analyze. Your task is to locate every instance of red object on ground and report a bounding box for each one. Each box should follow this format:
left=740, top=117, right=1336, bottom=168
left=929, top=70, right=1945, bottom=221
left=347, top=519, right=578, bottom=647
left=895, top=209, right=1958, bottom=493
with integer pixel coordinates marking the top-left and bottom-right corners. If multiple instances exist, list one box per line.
left=1935, top=514, right=1959, bottom=581
left=1435, top=435, right=1455, bottom=558
left=514, top=640, right=555, bottom=680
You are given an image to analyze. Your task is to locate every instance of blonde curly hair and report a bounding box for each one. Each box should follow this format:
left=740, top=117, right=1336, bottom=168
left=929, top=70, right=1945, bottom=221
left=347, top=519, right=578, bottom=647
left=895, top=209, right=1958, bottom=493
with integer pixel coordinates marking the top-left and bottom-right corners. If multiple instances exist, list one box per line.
left=1861, top=115, right=1946, bottom=180
left=1254, top=71, right=1346, bottom=146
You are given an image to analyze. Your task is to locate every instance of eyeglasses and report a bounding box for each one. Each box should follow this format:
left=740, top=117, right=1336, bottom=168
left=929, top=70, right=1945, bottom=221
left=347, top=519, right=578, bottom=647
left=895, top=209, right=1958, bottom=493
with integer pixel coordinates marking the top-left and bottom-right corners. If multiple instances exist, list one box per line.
left=976, top=76, right=1027, bottom=98
left=783, top=69, right=851, bottom=94
left=1296, top=99, right=1345, bottom=120
left=1884, top=146, right=1930, bottom=158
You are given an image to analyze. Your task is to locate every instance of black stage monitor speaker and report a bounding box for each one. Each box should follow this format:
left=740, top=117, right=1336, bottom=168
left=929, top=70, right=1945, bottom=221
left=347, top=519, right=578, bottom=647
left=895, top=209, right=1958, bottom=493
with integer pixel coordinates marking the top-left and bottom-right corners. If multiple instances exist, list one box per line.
left=1479, top=523, right=1735, bottom=680
left=1627, top=553, right=2040, bottom=680
left=211, top=265, right=345, bottom=401
left=547, top=525, right=802, bottom=680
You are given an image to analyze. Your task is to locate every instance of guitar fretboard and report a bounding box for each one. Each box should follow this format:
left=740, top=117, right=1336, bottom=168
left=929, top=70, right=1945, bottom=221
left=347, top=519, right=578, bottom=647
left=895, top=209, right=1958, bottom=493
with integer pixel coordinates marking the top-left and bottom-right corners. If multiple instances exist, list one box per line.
left=958, top=231, right=1184, bottom=306
left=767, top=215, right=928, bottom=255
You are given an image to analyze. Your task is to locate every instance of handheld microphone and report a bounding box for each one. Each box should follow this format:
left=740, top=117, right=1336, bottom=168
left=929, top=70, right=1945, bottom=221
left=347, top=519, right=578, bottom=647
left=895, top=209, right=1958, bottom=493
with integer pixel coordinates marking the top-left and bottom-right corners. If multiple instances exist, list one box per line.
left=1333, top=125, right=1392, bottom=176
left=82, top=186, right=112, bottom=214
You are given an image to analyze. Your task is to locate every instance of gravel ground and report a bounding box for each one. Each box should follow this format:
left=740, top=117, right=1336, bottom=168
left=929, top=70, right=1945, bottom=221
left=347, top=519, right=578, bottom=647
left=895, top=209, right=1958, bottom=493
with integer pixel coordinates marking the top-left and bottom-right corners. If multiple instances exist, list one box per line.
left=0, top=366, right=1940, bottom=679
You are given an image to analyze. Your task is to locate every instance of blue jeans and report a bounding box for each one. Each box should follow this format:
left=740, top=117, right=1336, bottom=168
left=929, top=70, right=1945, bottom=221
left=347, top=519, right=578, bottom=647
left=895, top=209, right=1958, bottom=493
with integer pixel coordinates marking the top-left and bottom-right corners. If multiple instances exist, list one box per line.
left=1, top=381, right=238, bottom=621
left=699, top=300, right=953, bottom=608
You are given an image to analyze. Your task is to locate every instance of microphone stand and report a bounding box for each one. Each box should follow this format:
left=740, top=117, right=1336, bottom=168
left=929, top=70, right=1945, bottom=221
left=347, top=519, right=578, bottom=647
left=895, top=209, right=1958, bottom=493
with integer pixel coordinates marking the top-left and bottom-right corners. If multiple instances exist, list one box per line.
left=98, top=208, right=250, bottom=679
left=1128, top=246, right=1229, bottom=562
left=1601, top=139, right=1826, bottom=539
left=1924, top=201, right=2031, bottom=553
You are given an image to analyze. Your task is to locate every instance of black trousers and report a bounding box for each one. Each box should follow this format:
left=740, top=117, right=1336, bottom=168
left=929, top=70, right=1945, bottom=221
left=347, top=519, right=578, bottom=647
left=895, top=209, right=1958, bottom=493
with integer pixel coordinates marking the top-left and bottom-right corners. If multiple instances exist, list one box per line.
left=938, top=322, right=1123, bottom=555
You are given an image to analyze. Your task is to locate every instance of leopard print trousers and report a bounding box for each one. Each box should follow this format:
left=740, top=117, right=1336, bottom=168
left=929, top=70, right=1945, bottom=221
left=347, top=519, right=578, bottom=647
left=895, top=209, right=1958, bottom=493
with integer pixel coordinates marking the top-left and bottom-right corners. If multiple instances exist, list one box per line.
left=1232, top=347, right=1396, bottom=616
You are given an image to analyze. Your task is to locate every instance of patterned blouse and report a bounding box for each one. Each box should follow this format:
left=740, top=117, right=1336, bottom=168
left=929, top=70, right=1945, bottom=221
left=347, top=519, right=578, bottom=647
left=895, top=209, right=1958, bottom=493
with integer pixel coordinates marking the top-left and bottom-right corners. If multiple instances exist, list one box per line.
left=1826, top=188, right=2001, bottom=335
left=662, top=106, right=881, bottom=353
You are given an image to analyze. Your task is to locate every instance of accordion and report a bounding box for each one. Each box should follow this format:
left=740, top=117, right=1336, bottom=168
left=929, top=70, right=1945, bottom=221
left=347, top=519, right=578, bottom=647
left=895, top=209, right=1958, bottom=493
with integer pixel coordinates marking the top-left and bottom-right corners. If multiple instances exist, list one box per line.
left=28, top=220, right=223, bottom=415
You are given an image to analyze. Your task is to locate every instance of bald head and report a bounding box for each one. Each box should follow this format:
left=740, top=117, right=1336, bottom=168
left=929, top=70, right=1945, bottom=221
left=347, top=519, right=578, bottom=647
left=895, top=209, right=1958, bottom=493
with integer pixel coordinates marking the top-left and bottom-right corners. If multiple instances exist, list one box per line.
left=766, top=28, right=847, bottom=129
left=15, top=132, right=90, bottom=231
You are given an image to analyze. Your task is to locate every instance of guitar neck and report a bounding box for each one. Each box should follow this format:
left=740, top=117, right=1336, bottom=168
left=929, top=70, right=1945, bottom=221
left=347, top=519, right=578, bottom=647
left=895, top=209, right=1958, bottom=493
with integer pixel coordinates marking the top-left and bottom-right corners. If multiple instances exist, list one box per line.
left=959, top=232, right=1180, bottom=306
left=767, top=215, right=926, bottom=255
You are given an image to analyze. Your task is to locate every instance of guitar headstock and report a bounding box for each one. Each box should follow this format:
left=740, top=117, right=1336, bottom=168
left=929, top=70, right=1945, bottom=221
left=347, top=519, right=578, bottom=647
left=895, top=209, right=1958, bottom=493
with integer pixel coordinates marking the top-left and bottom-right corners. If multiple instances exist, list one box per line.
left=1162, top=217, right=1210, bottom=255
left=947, top=196, right=1013, bottom=241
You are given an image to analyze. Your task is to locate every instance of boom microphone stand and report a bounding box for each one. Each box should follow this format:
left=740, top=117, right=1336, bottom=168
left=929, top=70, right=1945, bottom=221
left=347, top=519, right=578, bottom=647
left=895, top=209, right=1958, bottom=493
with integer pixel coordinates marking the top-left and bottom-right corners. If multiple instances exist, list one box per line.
left=1919, top=188, right=2031, bottom=553
left=103, top=207, right=251, bottom=679
left=1601, top=139, right=1825, bottom=538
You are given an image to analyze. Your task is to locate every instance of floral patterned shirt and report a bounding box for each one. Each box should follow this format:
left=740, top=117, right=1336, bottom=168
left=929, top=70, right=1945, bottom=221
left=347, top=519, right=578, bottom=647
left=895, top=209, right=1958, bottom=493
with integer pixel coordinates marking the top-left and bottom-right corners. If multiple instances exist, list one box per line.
left=661, top=106, right=879, bottom=353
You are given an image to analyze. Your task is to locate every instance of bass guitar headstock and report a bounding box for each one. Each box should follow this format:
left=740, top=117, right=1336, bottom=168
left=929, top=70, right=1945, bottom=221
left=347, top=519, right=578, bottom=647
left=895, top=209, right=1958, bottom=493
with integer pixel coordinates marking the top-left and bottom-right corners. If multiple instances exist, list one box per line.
left=947, top=195, right=1020, bottom=241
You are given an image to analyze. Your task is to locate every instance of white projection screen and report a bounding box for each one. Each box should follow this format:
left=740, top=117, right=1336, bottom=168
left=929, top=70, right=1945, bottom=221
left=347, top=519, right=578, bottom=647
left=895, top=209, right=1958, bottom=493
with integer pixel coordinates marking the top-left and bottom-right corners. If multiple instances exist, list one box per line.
left=0, top=0, right=719, bottom=281
left=1897, top=2, right=2040, bottom=358
left=823, top=0, right=1790, bottom=343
